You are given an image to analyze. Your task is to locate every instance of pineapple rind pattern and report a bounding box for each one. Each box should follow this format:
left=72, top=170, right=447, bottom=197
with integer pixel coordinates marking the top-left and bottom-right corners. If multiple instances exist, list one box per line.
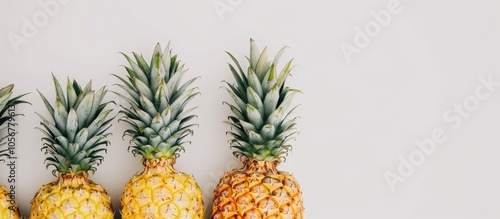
left=29, top=174, right=113, bottom=219
left=211, top=159, right=304, bottom=219
left=0, top=185, right=20, bottom=219
left=121, top=159, right=203, bottom=219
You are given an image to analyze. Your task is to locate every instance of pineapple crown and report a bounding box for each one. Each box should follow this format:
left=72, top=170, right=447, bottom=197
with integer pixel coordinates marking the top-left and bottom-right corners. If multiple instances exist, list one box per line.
left=114, top=42, right=199, bottom=160
left=37, top=75, right=115, bottom=175
left=0, top=84, right=29, bottom=162
left=224, top=39, right=300, bottom=161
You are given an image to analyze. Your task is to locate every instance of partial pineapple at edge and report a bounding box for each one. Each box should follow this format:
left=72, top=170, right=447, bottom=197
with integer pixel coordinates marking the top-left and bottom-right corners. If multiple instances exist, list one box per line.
left=29, top=76, right=115, bottom=219
left=0, top=84, right=29, bottom=219
left=211, top=39, right=304, bottom=218
left=115, top=42, right=203, bottom=218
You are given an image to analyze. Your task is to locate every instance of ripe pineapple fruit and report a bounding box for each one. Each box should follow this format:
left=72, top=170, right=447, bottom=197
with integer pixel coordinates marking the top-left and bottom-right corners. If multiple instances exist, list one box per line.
left=0, top=84, right=28, bottom=219
left=115, top=43, right=203, bottom=218
left=211, top=39, right=304, bottom=218
left=30, top=76, right=115, bottom=219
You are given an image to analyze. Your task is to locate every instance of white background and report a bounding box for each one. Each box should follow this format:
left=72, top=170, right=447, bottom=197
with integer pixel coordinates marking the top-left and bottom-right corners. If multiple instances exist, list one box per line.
left=1, top=0, right=500, bottom=218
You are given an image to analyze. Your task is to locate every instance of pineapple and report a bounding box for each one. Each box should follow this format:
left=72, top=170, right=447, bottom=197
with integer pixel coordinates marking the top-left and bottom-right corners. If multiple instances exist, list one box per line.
left=115, top=42, right=203, bottom=218
left=211, top=39, right=304, bottom=218
left=0, top=84, right=28, bottom=219
left=30, top=76, right=115, bottom=219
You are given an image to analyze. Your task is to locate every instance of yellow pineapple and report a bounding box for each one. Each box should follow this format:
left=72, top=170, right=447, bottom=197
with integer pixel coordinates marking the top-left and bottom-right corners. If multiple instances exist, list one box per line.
left=30, top=76, right=115, bottom=218
left=211, top=39, right=304, bottom=218
left=0, top=84, right=29, bottom=219
left=0, top=185, right=20, bottom=219
left=115, top=43, right=203, bottom=218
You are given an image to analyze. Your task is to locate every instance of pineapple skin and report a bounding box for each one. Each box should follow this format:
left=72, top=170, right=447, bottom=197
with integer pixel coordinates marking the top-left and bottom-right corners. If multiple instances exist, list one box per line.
left=0, top=185, right=20, bottom=219
left=29, top=173, right=113, bottom=219
left=121, top=158, right=204, bottom=219
left=211, top=158, right=304, bottom=219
